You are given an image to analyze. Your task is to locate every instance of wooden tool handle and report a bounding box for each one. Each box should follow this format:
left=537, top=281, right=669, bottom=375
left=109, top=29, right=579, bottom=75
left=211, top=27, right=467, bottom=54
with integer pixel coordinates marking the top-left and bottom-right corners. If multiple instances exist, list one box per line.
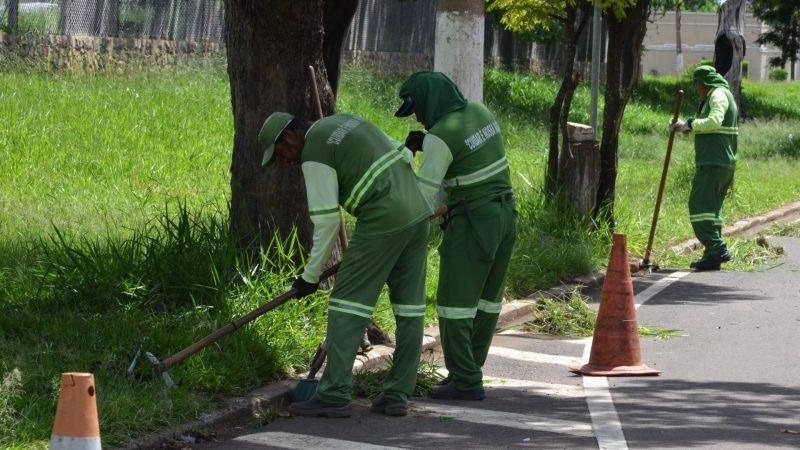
left=159, top=262, right=341, bottom=371
left=643, top=90, right=684, bottom=266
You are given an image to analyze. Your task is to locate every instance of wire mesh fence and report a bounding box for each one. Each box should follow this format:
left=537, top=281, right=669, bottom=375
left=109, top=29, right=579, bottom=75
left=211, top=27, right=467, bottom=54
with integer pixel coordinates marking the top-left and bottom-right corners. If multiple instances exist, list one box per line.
left=0, top=0, right=224, bottom=41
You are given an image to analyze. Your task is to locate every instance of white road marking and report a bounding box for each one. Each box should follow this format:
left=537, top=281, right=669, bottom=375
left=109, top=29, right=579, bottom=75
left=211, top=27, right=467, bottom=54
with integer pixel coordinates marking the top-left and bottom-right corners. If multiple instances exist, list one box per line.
left=634, top=271, right=691, bottom=310
left=581, top=271, right=690, bottom=450
left=489, top=346, right=582, bottom=366
left=414, top=402, right=594, bottom=437
left=235, top=432, right=402, bottom=449
left=482, top=376, right=586, bottom=398
left=436, top=367, right=584, bottom=398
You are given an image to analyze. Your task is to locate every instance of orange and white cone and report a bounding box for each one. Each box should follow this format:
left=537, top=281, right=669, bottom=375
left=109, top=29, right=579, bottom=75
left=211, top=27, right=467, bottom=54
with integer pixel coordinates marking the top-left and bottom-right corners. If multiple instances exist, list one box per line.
left=571, top=233, right=660, bottom=376
left=50, top=373, right=102, bottom=450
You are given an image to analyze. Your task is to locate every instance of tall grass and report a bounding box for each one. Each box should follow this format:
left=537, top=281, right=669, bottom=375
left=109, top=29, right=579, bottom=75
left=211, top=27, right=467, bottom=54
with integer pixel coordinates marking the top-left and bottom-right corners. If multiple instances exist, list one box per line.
left=2, top=62, right=800, bottom=447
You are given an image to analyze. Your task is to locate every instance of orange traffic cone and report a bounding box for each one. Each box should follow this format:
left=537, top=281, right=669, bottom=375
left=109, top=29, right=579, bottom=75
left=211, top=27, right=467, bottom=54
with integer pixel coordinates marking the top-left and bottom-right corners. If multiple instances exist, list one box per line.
left=50, top=373, right=102, bottom=450
left=571, top=234, right=660, bottom=376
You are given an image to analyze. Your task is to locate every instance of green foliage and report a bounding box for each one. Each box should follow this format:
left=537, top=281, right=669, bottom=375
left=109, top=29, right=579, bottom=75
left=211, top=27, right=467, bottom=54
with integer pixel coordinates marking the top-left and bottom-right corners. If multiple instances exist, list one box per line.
left=752, top=0, right=800, bottom=76
left=486, top=0, right=637, bottom=33
left=651, top=0, right=719, bottom=13
left=769, top=67, right=789, bottom=81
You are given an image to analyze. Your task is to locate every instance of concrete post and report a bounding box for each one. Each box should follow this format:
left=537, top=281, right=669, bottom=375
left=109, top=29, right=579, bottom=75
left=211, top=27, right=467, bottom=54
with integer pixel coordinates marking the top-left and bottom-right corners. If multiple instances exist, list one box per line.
left=434, top=0, right=484, bottom=102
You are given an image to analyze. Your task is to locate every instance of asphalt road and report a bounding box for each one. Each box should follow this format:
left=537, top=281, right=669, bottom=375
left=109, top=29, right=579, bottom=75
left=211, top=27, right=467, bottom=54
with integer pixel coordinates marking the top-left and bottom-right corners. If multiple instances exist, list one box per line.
left=192, top=236, right=800, bottom=449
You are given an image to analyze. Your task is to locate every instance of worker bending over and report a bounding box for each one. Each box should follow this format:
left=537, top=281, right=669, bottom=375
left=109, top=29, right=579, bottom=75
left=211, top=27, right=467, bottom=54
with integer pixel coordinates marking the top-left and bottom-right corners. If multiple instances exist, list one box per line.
left=259, top=112, right=430, bottom=417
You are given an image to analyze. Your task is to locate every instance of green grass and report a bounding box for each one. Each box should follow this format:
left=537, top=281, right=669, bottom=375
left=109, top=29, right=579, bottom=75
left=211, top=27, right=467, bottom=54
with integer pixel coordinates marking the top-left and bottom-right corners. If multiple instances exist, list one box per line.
left=1, top=62, right=799, bottom=447
left=522, top=291, right=682, bottom=339
left=351, top=358, right=444, bottom=399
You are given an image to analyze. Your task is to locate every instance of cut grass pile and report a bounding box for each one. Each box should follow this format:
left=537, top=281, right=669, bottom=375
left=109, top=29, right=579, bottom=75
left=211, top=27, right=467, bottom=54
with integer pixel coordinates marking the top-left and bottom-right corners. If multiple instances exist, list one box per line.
left=1, top=62, right=799, bottom=447
left=522, top=291, right=681, bottom=339
left=351, top=358, right=444, bottom=400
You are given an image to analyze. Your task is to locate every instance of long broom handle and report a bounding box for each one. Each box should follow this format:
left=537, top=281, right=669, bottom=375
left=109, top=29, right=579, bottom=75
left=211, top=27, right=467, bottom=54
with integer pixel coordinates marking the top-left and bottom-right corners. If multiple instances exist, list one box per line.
left=643, top=90, right=684, bottom=266
left=308, top=65, right=349, bottom=248
left=159, top=263, right=341, bottom=371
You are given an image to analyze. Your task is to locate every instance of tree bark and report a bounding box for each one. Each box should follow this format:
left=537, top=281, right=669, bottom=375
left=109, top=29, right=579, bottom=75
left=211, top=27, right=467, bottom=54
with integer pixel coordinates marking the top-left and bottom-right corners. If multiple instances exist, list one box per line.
left=323, top=0, right=359, bottom=96
left=595, top=0, right=652, bottom=224
left=713, top=0, right=746, bottom=110
left=546, top=4, right=589, bottom=199
left=434, top=0, right=484, bottom=101
left=224, top=1, right=353, bottom=254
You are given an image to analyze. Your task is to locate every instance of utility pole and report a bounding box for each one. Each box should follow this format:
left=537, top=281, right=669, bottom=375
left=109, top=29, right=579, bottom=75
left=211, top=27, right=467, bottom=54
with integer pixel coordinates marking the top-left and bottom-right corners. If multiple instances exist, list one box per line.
left=434, top=0, right=485, bottom=101
left=589, top=5, right=601, bottom=132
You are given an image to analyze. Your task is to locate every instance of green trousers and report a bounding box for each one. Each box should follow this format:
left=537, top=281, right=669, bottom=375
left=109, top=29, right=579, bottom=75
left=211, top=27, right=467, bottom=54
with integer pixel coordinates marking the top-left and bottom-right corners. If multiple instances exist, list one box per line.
left=316, top=219, right=429, bottom=404
left=689, top=166, right=734, bottom=257
left=437, top=196, right=517, bottom=390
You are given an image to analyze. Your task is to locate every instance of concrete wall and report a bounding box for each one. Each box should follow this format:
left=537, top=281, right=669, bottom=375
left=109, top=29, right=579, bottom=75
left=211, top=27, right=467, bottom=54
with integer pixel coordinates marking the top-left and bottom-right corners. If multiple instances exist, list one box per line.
left=642, top=12, right=796, bottom=81
left=0, top=32, right=222, bottom=72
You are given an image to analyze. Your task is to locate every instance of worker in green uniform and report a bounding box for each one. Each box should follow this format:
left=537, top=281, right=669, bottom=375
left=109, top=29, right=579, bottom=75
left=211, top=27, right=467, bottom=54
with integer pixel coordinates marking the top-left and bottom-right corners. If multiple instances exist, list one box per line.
left=670, top=65, right=738, bottom=271
left=259, top=112, right=430, bottom=417
left=395, top=71, right=516, bottom=400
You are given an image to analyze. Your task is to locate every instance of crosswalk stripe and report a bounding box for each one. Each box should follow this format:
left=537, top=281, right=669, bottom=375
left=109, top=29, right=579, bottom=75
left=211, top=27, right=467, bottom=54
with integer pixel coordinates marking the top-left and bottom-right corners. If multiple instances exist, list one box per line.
left=483, top=376, right=585, bottom=398
left=436, top=368, right=585, bottom=398
left=488, top=346, right=582, bottom=366
left=235, top=431, right=401, bottom=449
left=414, top=402, right=594, bottom=437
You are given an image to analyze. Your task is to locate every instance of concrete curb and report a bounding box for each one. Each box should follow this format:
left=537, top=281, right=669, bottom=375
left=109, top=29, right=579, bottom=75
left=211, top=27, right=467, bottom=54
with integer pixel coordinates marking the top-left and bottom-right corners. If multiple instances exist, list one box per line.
left=128, top=199, right=800, bottom=449
left=669, top=200, right=800, bottom=255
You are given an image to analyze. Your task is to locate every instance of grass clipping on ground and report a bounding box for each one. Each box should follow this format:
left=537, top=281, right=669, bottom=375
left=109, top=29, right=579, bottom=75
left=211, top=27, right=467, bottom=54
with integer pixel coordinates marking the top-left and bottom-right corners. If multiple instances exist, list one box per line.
left=523, top=290, right=680, bottom=339
left=352, top=358, right=444, bottom=399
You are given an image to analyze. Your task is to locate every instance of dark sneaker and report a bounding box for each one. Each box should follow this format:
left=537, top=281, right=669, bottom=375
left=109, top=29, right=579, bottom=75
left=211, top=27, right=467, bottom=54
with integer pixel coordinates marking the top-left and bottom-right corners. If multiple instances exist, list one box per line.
left=369, top=397, right=408, bottom=417
left=435, top=375, right=452, bottom=386
left=287, top=396, right=352, bottom=418
left=428, top=381, right=485, bottom=401
left=719, top=248, right=732, bottom=263
left=693, top=258, right=722, bottom=271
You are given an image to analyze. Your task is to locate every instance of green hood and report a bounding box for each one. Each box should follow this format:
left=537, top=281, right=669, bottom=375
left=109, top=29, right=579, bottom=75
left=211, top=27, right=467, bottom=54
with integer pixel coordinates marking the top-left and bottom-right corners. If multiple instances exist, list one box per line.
left=692, top=65, right=729, bottom=89
left=398, top=71, right=468, bottom=129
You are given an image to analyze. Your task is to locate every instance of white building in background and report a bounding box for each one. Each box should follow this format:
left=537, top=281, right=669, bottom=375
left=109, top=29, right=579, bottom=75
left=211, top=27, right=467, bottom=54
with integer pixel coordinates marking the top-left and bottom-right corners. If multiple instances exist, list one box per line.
left=643, top=12, right=795, bottom=81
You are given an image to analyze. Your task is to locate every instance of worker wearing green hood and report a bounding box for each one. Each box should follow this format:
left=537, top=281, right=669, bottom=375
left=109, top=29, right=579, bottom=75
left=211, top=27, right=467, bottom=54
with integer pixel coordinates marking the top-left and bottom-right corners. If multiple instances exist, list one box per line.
left=670, top=65, right=738, bottom=270
left=395, top=71, right=516, bottom=400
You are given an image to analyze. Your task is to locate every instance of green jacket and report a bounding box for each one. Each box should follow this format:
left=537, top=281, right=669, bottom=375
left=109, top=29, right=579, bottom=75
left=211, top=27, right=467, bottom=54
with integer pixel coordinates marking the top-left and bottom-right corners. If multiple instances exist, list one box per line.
left=690, top=86, right=738, bottom=168
left=299, top=113, right=429, bottom=283
left=398, top=72, right=512, bottom=210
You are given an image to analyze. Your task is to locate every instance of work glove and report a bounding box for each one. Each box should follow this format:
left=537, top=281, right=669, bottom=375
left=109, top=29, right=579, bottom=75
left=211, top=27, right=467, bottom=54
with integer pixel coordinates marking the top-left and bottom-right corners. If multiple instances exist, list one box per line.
left=291, top=275, right=319, bottom=299
left=404, top=130, right=426, bottom=155
left=668, top=119, right=691, bottom=133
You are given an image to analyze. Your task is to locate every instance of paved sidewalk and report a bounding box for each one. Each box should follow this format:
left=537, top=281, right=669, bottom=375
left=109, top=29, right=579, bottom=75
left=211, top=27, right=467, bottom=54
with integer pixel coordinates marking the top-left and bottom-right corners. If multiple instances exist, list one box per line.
left=193, top=237, right=800, bottom=449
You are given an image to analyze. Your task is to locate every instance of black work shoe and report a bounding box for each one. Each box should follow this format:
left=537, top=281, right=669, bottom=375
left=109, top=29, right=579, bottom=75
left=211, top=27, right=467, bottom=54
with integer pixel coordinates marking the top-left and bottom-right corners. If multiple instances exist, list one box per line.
left=719, top=248, right=732, bottom=263
left=428, top=381, right=485, bottom=401
left=693, top=258, right=722, bottom=271
left=287, top=396, right=352, bottom=418
left=435, top=375, right=452, bottom=386
left=369, top=397, right=408, bottom=417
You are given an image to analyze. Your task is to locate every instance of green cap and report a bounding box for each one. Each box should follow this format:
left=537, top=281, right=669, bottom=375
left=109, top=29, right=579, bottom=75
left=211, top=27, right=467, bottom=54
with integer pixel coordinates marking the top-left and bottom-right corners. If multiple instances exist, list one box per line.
left=259, top=112, right=294, bottom=166
left=692, top=65, right=729, bottom=89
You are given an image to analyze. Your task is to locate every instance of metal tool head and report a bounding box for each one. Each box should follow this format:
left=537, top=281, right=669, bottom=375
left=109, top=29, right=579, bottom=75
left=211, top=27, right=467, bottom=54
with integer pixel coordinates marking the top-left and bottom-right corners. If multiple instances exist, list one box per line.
left=145, top=351, right=175, bottom=388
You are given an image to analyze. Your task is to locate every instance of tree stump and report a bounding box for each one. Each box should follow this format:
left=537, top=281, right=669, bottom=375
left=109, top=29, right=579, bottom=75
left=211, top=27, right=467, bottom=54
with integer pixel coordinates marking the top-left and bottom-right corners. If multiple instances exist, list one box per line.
left=713, top=0, right=746, bottom=109
left=557, top=122, right=600, bottom=214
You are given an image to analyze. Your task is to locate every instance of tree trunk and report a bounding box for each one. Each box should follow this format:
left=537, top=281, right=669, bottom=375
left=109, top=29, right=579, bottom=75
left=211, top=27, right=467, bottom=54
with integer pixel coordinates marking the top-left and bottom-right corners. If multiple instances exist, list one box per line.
left=323, top=0, right=359, bottom=96
left=791, top=58, right=796, bottom=81
left=434, top=0, right=484, bottom=101
left=224, top=0, right=354, bottom=253
left=713, top=0, right=746, bottom=110
left=675, top=1, right=683, bottom=74
left=595, top=0, right=652, bottom=224
left=546, top=4, right=589, bottom=198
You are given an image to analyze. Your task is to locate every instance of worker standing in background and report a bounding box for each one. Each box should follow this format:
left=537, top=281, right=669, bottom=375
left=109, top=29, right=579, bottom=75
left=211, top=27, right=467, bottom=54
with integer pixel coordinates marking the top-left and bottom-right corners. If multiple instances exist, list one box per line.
left=259, top=112, right=430, bottom=417
left=395, top=71, right=517, bottom=400
left=671, top=65, right=738, bottom=271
